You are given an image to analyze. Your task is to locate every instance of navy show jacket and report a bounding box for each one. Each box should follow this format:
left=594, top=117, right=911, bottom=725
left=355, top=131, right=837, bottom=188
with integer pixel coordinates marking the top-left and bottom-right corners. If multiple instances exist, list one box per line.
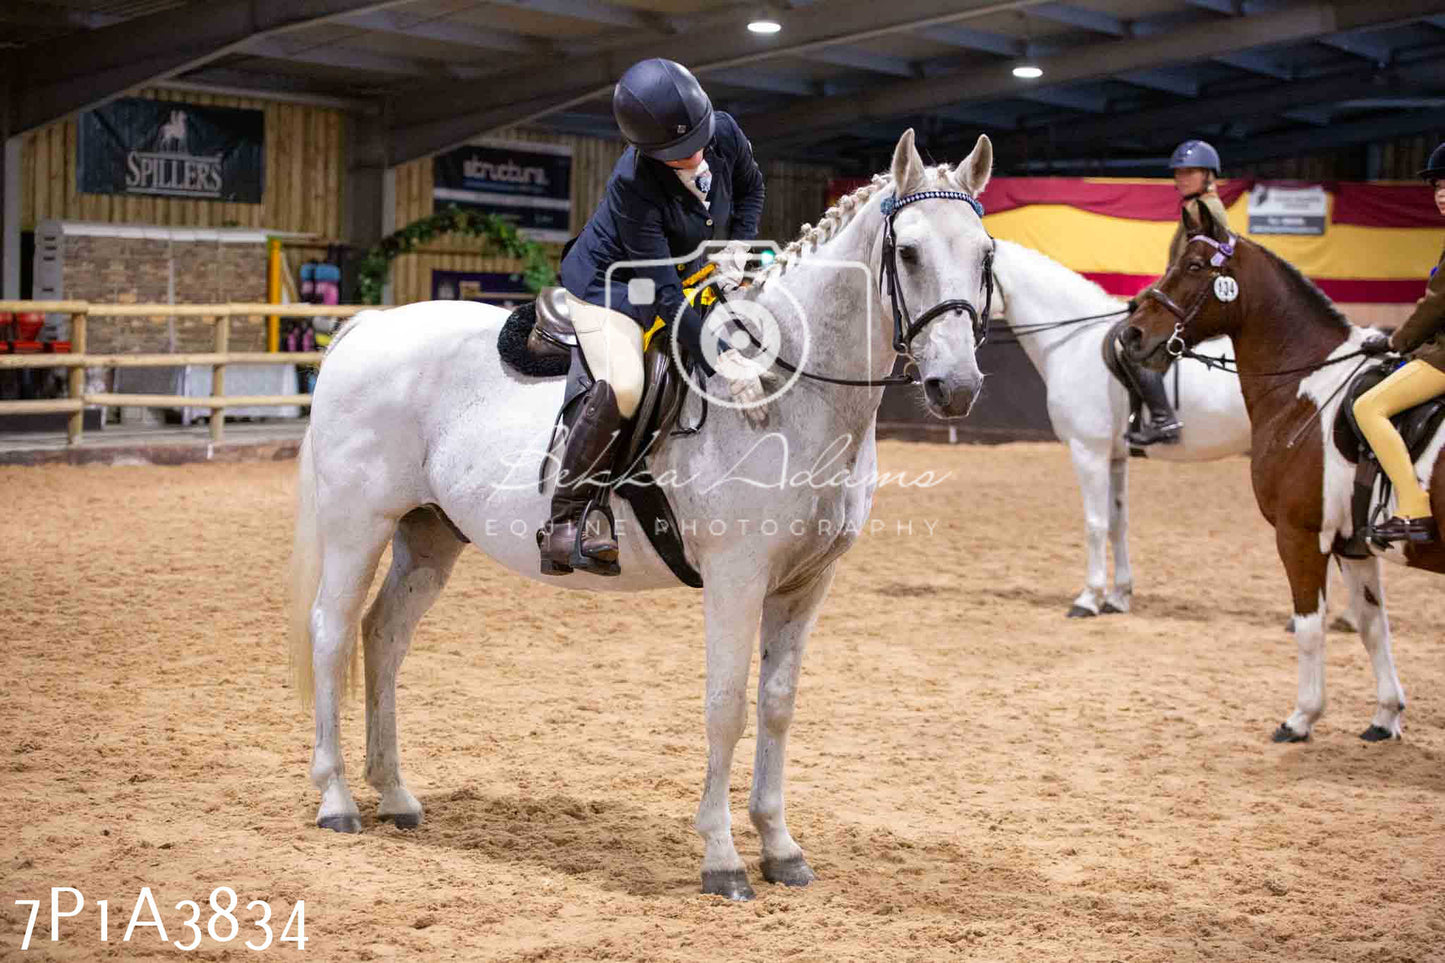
left=560, top=110, right=765, bottom=375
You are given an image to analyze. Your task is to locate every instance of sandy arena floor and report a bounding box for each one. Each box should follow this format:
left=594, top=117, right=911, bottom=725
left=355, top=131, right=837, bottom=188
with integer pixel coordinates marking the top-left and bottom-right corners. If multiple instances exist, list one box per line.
left=2, top=441, right=1443, bottom=961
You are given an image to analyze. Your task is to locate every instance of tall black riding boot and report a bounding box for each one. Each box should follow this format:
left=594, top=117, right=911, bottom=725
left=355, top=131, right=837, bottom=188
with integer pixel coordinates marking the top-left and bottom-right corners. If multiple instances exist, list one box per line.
left=538, top=380, right=623, bottom=576
left=1125, top=365, right=1182, bottom=446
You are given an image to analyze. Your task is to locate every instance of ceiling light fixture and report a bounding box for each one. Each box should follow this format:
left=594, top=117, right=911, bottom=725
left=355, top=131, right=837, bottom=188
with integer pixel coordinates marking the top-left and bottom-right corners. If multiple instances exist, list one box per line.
left=1012, top=64, right=1043, bottom=79
left=748, top=19, right=782, bottom=34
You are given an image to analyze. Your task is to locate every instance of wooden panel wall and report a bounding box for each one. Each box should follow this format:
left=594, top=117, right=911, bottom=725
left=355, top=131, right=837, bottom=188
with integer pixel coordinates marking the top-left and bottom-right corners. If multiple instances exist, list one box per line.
left=758, top=160, right=837, bottom=247
left=18, top=87, right=345, bottom=238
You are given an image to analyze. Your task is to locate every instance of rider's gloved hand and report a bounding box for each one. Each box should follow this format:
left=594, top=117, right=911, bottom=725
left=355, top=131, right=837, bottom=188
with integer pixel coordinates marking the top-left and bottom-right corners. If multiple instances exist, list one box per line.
left=1360, top=333, right=1393, bottom=356
left=709, top=241, right=753, bottom=295
left=715, top=348, right=776, bottom=428
left=1125, top=297, right=1139, bottom=313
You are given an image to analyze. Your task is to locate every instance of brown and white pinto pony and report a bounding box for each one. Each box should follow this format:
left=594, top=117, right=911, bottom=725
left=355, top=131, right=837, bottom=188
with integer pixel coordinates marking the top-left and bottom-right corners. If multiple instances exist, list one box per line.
left=1122, top=201, right=1445, bottom=744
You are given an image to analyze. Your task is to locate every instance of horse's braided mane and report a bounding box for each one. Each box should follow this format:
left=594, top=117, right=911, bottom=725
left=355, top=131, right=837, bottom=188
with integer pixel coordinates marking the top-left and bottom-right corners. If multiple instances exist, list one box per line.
left=754, top=164, right=961, bottom=288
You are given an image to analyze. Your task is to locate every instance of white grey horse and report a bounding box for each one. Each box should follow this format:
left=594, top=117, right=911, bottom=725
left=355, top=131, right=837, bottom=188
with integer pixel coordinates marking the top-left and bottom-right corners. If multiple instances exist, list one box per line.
left=990, top=240, right=1362, bottom=630
left=288, top=129, right=995, bottom=900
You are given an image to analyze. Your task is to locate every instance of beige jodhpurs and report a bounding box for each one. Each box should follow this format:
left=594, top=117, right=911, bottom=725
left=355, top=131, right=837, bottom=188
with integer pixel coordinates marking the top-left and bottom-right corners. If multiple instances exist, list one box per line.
left=565, top=294, right=645, bottom=420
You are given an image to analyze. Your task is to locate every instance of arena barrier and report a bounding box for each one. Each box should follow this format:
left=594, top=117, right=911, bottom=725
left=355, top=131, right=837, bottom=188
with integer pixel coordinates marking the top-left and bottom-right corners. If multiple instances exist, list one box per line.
left=0, top=301, right=383, bottom=445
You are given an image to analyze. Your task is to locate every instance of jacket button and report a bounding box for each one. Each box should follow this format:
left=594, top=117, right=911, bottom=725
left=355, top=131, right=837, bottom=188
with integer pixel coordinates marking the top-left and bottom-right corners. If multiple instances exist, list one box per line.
left=706, top=218, right=713, bottom=226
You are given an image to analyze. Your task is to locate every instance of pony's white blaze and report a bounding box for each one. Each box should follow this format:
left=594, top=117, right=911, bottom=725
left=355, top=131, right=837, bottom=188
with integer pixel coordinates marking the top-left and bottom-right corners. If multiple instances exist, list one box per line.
left=990, top=240, right=1251, bottom=615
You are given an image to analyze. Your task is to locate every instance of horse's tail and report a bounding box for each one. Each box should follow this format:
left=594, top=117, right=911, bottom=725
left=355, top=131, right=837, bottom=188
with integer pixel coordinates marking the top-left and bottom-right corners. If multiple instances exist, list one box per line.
left=287, top=429, right=322, bottom=707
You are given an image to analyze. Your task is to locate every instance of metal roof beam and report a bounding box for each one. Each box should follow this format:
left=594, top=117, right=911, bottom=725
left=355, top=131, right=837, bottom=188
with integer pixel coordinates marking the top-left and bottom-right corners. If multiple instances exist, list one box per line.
left=1026, top=2, right=1127, bottom=36
left=914, top=24, right=1024, bottom=56
left=1213, top=49, right=1295, bottom=79
left=1226, top=109, right=1444, bottom=163
left=1020, top=87, right=1110, bottom=112
left=707, top=68, right=819, bottom=97
left=336, top=9, right=548, bottom=54
left=797, top=45, right=918, bottom=77
left=386, top=0, right=1060, bottom=164
left=1316, top=30, right=1396, bottom=63
left=932, top=104, right=1023, bottom=129
left=13, top=0, right=412, bottom=133
left=992, top=59, right=1445, bottom=155
left=745, top=0, right=1445, bottom=145
left=239, top=37, right=440, bottom=77
left=1116, top=66, right=1201, bottom=95
left=481, top=0, right=660, bottom=30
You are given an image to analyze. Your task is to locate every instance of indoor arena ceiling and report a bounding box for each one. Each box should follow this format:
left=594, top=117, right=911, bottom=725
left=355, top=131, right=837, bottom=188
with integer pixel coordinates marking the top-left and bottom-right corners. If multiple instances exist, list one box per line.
left=6, top=0, right=1445, bottom=173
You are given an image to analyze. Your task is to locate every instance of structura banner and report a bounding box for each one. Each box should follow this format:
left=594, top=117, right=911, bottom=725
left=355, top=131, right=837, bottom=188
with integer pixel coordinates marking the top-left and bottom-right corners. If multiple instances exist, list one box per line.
left=78, top=98, right=265, bottom=202
left=432, top=140, right=572, bottom=242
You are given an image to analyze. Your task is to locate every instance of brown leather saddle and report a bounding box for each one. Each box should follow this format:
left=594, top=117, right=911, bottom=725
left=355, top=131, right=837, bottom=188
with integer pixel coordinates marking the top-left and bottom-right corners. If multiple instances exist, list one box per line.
left=495, top=288, right=704, bottom=586
left=1332, top=360, right=1445, bottom=556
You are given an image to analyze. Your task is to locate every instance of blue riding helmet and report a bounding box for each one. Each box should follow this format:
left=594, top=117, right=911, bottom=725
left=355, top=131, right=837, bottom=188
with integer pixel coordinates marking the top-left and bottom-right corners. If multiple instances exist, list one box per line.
left=1169, top=139, right=1221, bottom=175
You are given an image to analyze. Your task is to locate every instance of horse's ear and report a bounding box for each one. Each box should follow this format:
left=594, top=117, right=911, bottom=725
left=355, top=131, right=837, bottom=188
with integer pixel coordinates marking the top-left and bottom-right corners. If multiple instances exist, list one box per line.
left=1199, top=198, right=1229, bottom=243
left=1180, top=200, right=1203, bottom=238
left=954, top=134, right=993, bottom=196
left=890, top=128, right=925, bottom=196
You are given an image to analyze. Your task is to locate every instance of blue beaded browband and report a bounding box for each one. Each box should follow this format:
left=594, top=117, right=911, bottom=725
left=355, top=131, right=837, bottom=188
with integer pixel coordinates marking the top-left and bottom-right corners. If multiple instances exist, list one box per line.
left=880, top=189, right=986, bottom=220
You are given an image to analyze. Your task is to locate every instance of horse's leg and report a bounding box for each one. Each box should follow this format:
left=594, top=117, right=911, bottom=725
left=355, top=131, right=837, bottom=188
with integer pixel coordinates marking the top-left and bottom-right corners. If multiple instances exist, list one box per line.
left=1273, top=526, right=1332, bottom=743
left=696, top=564, right=769, bottom=901
left=751, top=563, right=836, bottom=888
left=1337, top=556, right=1405, bottom=741
left=362, top=508, right=466, bottom=827
left=1065, top=439, right=1111, bottom=618
left=1331, top=556, right=1362, bottom=634
left=311, top=513, right=393, bottom=832
left=1102, top=454, right=1133, bottom=614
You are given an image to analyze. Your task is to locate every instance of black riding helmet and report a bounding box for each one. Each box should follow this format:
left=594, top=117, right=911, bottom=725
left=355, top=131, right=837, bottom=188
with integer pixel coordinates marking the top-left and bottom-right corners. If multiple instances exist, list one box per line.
left=612, top=58, right=715, bottom=162
left=1419, top=142, right=1445, bottom=183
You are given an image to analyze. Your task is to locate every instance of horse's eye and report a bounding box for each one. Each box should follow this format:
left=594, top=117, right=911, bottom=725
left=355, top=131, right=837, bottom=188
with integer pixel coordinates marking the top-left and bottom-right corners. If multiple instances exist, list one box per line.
left=1187, top=261, right=1203, bottom=273
left=898, top=245, right=919, bottom=264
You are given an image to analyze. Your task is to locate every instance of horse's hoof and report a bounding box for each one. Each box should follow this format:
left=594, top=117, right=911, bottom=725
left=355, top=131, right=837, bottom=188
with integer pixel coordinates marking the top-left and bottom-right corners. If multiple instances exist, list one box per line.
left=1100, top=601, right=1126, bottom=615
left=761, top=855, right=816, bottom=887
left=316, top=814, right=363, bottom=834
left=1285, top=617, right=1295, bottom=634
left=1066, top=605, right=1097, bottom=619
left=701, top=869, right=755, bottom=901
left=1271, top=723, right=1310, bottom=744
left=1359, top=725, right=1398, bottom=742
left=380, top=811, right=423, bottom=829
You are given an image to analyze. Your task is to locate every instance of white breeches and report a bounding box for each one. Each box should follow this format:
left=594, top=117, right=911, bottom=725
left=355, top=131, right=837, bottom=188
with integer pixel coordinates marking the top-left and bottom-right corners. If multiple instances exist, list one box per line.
left=567, top=295, right=644, bottom=419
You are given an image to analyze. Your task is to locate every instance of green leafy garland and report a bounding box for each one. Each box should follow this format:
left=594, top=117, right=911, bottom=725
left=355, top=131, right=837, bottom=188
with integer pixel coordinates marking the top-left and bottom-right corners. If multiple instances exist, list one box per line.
left=355, top=205, right=558, bottom=305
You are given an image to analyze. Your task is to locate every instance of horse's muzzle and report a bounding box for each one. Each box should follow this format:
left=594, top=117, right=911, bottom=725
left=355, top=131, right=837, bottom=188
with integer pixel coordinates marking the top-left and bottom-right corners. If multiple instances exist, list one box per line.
left=924, top=374, right=981, bottom=419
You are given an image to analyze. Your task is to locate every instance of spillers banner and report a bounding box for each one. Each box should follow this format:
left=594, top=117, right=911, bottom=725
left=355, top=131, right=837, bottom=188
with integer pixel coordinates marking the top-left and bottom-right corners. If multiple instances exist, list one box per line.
left=78, top=98, right=265, bottom=202
left=433, top=140, right=572, bottom=242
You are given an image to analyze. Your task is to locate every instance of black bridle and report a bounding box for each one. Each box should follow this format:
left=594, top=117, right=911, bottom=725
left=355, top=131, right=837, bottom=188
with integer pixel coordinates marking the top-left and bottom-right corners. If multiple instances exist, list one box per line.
left=730, top=188, right=996, bottom=389
left=880, top=189, right=996, bottom=355
left=1140, top=232, right=1374, bottom=381
left=1141, top=232, right=1236, bottom=360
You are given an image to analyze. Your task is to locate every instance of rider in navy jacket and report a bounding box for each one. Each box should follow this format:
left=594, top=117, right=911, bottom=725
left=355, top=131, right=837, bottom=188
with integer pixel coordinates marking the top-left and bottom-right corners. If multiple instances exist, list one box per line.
left=540, top=59, right=768, bottom=581
left=560, top=108, right=765, bottom=376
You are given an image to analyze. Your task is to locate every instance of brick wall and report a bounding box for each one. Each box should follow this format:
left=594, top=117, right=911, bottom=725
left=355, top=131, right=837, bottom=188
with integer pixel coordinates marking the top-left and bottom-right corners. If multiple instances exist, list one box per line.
left=61, top=234, right=269, bottom=353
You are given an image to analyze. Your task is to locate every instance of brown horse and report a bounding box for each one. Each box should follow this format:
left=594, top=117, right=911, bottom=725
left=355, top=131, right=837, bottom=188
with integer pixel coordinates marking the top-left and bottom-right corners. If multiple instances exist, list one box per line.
left=1121, top=201, right=1445, bottom=744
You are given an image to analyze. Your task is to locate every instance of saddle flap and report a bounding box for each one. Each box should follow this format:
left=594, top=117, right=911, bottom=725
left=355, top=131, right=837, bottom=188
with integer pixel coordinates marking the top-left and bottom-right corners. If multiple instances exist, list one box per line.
left=620, top=335, right=688, bottom=471
left=1400, top=398, right=1445, bottom=461
left=1332, top=362, right=1392, bottom=463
